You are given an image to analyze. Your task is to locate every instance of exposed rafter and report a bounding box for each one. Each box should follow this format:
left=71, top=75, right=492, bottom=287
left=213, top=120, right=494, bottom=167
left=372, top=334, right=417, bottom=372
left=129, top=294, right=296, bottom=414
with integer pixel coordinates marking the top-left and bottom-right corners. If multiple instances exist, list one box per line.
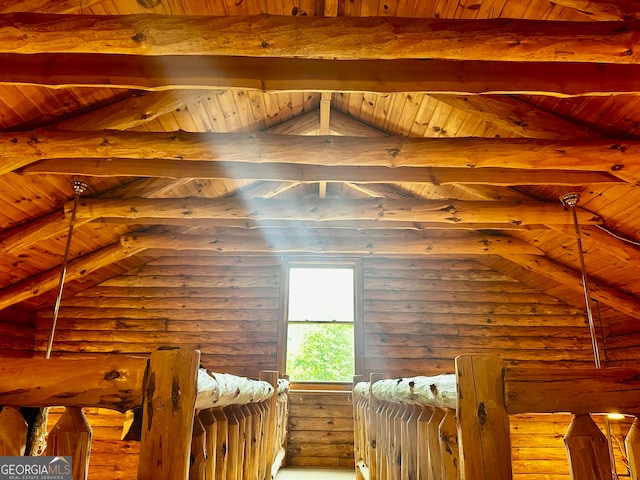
left=428, top=95, right=603, bottom=140
left=501, top=253, right=640, bottom=321
left=0, top=242, right=145, bottom=311
left=54, top=90, right=219, bottom=131
left=121, top=230, right=542, bottom=256
left=2, top=14, right=639, bottom=63
left=66, top=197, right=602, bottom=226
left=551, top=0, right=640, bottom=20
left=20, top=160, right=621, bottom=186
left=4, top=131, right=638, bottom=183
left=3, top=54, right=640, bottom=96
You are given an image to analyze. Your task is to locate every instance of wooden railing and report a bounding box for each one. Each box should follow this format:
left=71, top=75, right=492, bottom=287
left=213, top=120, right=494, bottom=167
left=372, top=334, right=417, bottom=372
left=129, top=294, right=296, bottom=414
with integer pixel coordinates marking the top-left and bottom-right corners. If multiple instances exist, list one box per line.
left=0, top=349, right=289, bottom=480
left=353, top=355, right=640, bottom=480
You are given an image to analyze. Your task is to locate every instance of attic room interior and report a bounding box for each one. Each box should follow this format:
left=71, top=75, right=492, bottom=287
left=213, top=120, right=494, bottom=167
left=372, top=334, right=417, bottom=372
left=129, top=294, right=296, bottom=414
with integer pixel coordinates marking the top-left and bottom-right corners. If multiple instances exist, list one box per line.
left=5, top=0, right=640, bottom=478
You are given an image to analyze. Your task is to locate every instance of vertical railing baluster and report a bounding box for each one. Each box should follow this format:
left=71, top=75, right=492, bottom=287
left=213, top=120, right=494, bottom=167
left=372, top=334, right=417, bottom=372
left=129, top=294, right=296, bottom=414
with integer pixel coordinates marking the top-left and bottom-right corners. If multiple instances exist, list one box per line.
left=427, top=408, right=445, bottom=480
left=439, top=409, right=459, bottom=480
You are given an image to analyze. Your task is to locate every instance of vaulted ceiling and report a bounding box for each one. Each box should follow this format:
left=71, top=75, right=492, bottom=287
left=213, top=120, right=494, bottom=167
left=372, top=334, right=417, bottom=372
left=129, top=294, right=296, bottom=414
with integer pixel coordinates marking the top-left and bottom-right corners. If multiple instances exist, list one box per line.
left=1, top=0, right=640, bottom=335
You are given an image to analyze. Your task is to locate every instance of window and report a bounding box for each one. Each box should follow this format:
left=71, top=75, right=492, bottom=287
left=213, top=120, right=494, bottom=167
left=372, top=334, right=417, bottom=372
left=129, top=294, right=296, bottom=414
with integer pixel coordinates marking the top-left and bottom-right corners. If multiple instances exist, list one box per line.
left=279, top=259, right=362, bottom=384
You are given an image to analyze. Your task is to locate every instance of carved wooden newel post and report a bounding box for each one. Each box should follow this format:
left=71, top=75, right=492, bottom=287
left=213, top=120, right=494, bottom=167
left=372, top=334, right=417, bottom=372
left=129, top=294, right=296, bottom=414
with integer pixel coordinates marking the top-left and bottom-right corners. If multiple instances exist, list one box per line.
left=455, top=355, right=512, bottom=480
left=137, top=349, right=200, bottom=480
left=0, top=406, right=28, bottom=455
left=46, top=406, right=92, bottom=480
left=564, top=414, right=612, bottom=480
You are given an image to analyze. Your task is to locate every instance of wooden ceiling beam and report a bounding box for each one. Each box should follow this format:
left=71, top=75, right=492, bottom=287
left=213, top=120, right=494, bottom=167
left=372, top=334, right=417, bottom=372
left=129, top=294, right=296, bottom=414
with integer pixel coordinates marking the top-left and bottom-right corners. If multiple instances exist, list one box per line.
left=0, top=242, right=145, bottom=311
left=5, top=131, right=638, bottom=182
left=428, top=95, right=601, bottom=140
left=0, top=1, right=102, bottom=14
left=501, top=253, right=640, bottom=321
left=68, top=197, right=602, bottom=226
left=20, top=159, right=621, bottom=186
left=3, top=54, right=640, bottom=96
left=2, top=14, right=640, bottom=64
left=99, top=217, right=544, bottom=231
left=550, top=0, right=640, bottom=20
left=120, top=229, right=543, bottom=256
left=54, top=90, right=219, bottom=131
left=551, top=225, right=640, bottom=264
left=0, top=210, right=91, bottom=255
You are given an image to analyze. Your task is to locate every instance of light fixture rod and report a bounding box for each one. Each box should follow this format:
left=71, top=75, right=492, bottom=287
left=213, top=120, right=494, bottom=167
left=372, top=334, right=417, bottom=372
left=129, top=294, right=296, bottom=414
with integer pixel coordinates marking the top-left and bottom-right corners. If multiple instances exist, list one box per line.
left=45, top=180, right=88, bottom=359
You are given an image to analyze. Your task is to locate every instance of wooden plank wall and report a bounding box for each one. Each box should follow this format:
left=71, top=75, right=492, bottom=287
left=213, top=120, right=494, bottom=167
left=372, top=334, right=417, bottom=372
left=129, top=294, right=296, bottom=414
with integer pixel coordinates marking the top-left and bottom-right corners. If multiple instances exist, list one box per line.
left=362, top=257, right=596, bottom=377
left=26, top=254, right=605, bottom=477
left=35, top=255, right=282, bottom=376
left=287, top=391, right=354, bottom=468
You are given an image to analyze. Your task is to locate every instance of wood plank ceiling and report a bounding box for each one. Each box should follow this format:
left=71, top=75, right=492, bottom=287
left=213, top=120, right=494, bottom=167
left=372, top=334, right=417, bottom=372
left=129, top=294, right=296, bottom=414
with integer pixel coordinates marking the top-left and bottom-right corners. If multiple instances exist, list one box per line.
left=0, top=0, right=640, bottom=335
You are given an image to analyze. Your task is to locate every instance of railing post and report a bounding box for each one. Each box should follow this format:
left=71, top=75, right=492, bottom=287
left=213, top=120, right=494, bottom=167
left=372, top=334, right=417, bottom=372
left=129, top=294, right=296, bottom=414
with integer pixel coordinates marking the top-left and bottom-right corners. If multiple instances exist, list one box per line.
left=46, top=406, right=92, bottom=480
left=137, top=348, right=200, bottom=480
left=455, top=355, right=512, bottom=480
left=564, top=414, right=612, bottom=480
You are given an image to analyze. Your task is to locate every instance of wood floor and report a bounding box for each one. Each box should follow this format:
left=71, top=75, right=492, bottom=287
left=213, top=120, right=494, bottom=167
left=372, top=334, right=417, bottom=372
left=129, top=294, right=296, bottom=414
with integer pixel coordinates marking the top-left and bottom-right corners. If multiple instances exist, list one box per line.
left=276, top=468, right=356, bottom=479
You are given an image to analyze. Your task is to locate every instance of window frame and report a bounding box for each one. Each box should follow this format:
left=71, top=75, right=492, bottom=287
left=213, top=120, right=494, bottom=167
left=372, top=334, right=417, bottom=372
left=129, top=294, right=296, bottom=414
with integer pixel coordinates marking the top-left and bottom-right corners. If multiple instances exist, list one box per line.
left=277, top=257, right=363, bottom=390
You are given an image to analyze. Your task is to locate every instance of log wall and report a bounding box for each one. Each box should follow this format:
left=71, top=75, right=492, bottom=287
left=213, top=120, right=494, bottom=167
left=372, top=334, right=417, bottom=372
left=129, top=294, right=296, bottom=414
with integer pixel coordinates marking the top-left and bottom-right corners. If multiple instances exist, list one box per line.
left=362, top=257, right=596, bottom=376
left=34, top=255, right=281, bottom=376
left=287, top=391, right=354, bottom=468
left=0, top=306, right=34, bottom=358
left=26, top=254, right=600, bottom=475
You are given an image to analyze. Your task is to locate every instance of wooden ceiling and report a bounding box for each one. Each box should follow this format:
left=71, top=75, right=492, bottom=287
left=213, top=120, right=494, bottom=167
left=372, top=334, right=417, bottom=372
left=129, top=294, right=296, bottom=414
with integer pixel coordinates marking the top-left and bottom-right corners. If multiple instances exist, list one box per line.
left=1, top=0, right=640, bottom=334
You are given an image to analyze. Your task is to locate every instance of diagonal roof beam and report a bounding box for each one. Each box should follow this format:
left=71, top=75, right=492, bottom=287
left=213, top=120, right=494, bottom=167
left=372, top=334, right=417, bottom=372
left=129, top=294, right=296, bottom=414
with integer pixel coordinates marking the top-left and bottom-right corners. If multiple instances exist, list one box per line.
left=53, top=90, right=219, bottom=131
left=0, top=1, right=102, bottom=13
left=501, top=253, right=640, bottom=321
left=428, top=95, right=603, bottom=140
left=0, top=241, right=146, bottom=311
left=550, top=0, right=640, bottom=20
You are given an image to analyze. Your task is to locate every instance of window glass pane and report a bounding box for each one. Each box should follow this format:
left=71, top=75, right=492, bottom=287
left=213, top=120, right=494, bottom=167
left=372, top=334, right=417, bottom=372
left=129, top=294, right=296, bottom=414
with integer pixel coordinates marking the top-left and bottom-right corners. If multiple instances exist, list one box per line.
left=286, top=323, right=355, bottom=382
left=288, top=268, right=354, bottom=322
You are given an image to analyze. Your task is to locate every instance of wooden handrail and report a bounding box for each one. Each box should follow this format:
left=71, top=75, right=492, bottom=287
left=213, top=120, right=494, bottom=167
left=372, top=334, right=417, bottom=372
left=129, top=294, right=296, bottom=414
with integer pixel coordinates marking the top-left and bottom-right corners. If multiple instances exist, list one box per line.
left=504, top=365, right=640, bottom=414
left=370, top=374, right=457, bottom=409
left=353, top=355, right=640, bottom=480
left=0, top=350, right=290, bottom=480
left=0, top=354, right=276, bottom=411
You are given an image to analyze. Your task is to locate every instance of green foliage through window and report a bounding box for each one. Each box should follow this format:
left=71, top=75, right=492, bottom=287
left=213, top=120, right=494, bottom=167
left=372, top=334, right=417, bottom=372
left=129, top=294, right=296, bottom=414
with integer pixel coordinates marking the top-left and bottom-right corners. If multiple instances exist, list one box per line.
left=285, top=265, right=356, bottom=382
left=286, top=323, right=354, bottom=382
